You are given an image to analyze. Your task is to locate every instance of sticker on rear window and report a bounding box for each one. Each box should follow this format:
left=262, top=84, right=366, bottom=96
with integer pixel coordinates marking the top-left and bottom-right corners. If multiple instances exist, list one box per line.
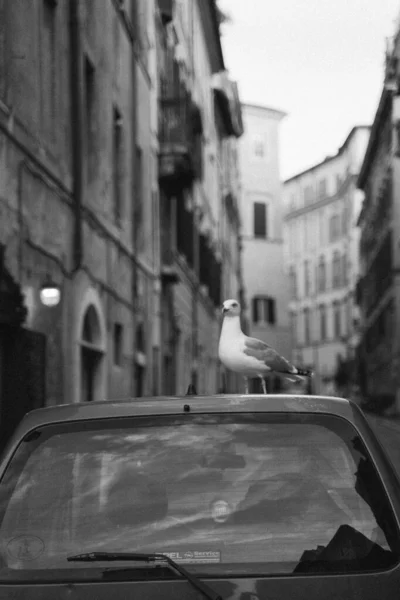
left=163, top=550, right=221, bottom=564
left=7, top=536, right=45, bottom=561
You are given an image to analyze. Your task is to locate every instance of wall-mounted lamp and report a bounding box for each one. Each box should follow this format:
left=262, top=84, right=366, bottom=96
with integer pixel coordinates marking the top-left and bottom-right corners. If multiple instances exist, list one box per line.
left=39, top=276, right=61, bottom=307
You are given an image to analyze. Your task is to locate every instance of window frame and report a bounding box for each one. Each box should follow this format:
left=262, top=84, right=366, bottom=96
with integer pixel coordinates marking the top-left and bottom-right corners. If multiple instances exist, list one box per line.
left=112, top=105, right=124, bottom=224
left=253, top=202, right=267, bottom=238
left=252, top=296, right=276, bottom=325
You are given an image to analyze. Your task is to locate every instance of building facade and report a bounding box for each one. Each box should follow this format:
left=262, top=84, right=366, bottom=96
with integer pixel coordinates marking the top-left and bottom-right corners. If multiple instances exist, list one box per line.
left=0, top=0, right=245, bottom=447
left=156, top=0, right=244, bottom=395
left=0, top=0, right=164, bottom=446
left=283, top=127, right=370, bottom=395
left=133, top=0, right=162, bottom=397
left=239, top=103, right=290, bottom=392
left=356, top=28, right=400, bottom=411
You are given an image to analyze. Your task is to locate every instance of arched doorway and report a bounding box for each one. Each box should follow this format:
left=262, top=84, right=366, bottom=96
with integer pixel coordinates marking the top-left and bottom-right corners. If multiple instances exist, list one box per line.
left=80, top=304, right=104, bottom=402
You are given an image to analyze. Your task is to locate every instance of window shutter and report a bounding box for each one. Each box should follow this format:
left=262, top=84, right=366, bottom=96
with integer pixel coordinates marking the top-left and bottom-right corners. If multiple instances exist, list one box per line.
left=252, top=298, right=259, bottom=323
left=263, top=298, right=268, bottom=322
left=268, top=298, right=276, bottom=324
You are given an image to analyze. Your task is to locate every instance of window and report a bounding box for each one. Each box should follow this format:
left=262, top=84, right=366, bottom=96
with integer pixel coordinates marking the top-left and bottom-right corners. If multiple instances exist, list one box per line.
left=333, top=301, right=341, bottom=338
left=342, top=253, right=348, bottom=286
left=113, top=107, right=123, bottom=223
left=304, top=260, right=311, bottom=297
left=342, top=201, right=349, bottom=234
left=80, top=305, right=104, bottom=403
left=113, top=323, right=123, bottom=366
left=253, top=135, right=265, bottom=158
left=347, top=295, right=353, bottom=335
left=319, top=210, right=325, bottom=245
left=289, top=266, right=297, bottom=299
left=304, top=186, right=314, bottom=205
left=134, top=146, right=144, bottom=251
left=319, top=304, right=327, bottom=341
left=253, top=202, right=267, bottom=238
left=152, top=188, right=159, bottom=266
left=304, top=307, right=311, bottom=345
left=329, top=214, right=340, bottom=242
left=252, top=297, right=276, bottom=325
left=318, top=178, right=327, bottom=199
left=1, top=414, right=397, bottom=579
left=332, top=251, right=341, bottom=288
left=290, top=311, right=297, bottom=344
left=85, top=56, right=95, bottom=180
left=41, top=0, right=57, bottom=138
left=318, top=256, right=326, bottom=292
left=341, top=298, right=348, bottom=336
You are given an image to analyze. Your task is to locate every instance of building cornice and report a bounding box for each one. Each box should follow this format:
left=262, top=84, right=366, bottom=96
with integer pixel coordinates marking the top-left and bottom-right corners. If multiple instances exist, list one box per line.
left=241, top=102, right=287, bottom=120
left=284, top=174, right=357, bottom=221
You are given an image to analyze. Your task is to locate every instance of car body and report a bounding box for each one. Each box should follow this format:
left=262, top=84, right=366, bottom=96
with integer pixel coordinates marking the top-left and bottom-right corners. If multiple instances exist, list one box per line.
left=0, top=393, right=399, bottom=599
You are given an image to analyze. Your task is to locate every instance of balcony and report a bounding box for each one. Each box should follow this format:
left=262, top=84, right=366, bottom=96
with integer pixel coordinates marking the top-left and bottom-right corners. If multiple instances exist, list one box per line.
left=158, top=96, right=203, bottom=192
left=161, top=257, right=180, bottom=286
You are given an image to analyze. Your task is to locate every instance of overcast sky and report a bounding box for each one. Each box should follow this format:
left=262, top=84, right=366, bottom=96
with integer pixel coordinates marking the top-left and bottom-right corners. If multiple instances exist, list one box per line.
left=219, top=0, right=400, bottom=180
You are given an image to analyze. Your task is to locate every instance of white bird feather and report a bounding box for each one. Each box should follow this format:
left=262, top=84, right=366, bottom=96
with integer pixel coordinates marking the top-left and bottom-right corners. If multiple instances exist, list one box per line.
left=218, top=299, right=311, bottom=394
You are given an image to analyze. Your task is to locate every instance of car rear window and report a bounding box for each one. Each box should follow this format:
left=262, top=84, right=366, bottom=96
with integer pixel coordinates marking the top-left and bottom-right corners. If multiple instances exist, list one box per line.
left=0, top=412, right=398, bottom=580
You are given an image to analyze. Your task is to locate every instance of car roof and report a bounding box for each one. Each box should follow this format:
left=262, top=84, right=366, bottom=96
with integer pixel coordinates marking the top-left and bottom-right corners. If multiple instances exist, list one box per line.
left=16, top=394, right=356, bottom=433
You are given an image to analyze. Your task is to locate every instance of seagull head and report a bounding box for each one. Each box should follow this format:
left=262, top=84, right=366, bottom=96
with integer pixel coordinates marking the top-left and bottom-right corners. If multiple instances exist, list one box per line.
left=222, top=299, right=241, bottom=318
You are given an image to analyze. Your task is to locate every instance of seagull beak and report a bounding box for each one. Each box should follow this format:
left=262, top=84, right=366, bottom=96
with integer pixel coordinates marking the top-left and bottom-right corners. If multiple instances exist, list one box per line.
left=222, top=306, right=228, bottom=314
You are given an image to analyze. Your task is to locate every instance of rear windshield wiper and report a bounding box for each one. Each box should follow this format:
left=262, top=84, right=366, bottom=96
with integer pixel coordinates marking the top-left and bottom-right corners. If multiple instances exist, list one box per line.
left=67, top=552, right=223, bottom=600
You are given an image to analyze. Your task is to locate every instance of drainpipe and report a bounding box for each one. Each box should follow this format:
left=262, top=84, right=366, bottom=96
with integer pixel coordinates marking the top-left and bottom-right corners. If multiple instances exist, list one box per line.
left=69, top=0, right=83, bottom=271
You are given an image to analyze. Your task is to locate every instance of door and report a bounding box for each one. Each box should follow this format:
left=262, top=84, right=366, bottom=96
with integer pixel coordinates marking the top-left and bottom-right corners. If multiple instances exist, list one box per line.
left=0, top=327, right=46, bottom=452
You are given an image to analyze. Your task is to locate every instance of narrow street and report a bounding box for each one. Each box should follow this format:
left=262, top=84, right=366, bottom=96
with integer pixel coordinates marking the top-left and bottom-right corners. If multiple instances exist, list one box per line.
left=365, top=412, right=400, bottom=474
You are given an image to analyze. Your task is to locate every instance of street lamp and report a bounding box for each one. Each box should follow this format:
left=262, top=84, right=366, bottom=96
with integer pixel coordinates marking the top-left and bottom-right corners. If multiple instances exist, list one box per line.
left=39, top=276, right=61, bottom=307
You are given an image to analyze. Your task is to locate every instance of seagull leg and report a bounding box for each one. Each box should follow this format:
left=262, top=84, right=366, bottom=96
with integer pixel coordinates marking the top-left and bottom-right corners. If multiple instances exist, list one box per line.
left=244, top=377, right=249, bottom=394
left=261, top=377, right=267, bottom=395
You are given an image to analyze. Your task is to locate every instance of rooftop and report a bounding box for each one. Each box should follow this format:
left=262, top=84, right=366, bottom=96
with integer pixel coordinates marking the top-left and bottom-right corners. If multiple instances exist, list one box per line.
left=241, top=102, right=287, bottom=119
left=284, top=125, right=371, bottom=184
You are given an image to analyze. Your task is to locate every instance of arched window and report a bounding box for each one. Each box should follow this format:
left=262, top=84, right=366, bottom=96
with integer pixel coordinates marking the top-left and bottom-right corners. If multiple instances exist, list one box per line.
left=80, top=304, right=104, bottom=402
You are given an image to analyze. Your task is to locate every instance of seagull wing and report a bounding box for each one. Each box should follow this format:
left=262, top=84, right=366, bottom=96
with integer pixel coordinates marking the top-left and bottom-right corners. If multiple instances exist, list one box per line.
left=243, top=337, right=296, bottom=373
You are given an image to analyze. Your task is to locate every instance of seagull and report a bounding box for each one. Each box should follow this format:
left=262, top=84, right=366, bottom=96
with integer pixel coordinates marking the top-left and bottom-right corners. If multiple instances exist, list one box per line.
left=218, top=298, right=312, bottom=394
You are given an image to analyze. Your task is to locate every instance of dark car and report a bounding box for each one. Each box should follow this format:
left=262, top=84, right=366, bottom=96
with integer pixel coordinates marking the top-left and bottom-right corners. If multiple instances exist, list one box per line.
left=0, top=393, right=399, bottom=599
